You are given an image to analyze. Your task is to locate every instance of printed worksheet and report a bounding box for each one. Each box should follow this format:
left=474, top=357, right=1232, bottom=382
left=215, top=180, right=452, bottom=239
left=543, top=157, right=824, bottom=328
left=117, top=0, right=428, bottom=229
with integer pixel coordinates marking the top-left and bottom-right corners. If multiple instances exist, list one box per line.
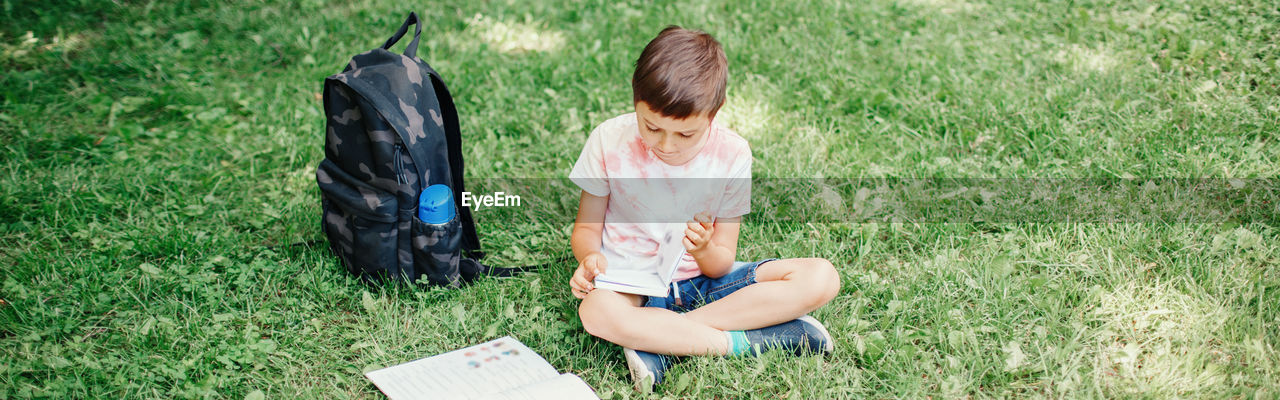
left=365, top=336, right=597, bottom=400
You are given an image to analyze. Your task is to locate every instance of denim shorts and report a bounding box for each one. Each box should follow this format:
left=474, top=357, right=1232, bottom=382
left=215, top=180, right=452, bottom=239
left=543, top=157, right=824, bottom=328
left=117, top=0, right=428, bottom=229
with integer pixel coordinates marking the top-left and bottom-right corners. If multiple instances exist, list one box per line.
left=642, top=259, right=777, bottom=312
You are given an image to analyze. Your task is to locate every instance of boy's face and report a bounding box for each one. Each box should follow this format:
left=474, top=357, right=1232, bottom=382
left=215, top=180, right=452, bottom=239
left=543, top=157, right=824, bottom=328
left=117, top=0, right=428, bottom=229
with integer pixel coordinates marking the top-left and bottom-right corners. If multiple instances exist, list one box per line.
left=634, top=101, right=713, bottom=166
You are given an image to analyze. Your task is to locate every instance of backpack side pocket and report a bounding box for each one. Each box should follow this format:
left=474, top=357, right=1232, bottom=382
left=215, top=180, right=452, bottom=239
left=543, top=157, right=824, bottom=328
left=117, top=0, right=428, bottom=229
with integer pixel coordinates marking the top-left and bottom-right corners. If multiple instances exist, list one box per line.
left=410, top=217, right=462, bottom=287
left=317, top=159, right=400, bottom=280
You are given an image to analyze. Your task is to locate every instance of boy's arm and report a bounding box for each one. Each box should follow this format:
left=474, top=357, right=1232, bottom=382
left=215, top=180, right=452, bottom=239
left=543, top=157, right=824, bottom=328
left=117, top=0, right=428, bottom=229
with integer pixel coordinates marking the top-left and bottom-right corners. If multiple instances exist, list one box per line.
left=571, top=190, right=608, bottom=263
left=569, top=190, right=608, bottom=297
left=689, top=215, right=741, bottom=278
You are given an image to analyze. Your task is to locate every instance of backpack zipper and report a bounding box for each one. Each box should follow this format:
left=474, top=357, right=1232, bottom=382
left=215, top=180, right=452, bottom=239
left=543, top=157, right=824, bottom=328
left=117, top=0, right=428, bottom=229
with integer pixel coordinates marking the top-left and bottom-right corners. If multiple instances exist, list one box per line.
left=393, top=144, right=406, bottom=185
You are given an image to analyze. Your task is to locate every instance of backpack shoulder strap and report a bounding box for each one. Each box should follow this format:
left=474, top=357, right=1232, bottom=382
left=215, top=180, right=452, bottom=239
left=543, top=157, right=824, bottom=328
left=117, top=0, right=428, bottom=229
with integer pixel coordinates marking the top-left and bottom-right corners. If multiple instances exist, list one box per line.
left=425, top=68, right=484, bottom=260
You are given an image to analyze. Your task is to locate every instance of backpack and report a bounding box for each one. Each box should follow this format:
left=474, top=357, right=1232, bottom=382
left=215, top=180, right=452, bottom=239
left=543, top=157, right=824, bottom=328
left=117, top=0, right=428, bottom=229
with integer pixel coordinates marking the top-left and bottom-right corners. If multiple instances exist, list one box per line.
left=316, top=12, right=487, bottom=287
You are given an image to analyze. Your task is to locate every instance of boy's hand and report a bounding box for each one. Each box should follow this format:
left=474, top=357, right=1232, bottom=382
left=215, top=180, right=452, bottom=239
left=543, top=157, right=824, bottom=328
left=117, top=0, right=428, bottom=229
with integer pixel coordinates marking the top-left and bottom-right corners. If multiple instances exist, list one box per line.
left=683, top=211, right=716, bottom=254
left=570, top=252, right=607, bottom=299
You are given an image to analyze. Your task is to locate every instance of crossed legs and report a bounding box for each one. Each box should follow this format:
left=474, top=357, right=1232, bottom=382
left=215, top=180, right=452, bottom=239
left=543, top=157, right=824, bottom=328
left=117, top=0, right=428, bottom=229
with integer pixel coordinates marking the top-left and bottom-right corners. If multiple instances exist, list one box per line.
left=577, top=258, right=840, bottom=356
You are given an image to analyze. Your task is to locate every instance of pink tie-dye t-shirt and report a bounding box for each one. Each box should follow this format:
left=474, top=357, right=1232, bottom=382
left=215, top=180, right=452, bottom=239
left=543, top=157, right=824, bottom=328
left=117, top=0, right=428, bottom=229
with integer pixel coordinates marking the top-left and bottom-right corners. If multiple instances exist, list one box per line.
left=569, top=112, right=752, bottom=281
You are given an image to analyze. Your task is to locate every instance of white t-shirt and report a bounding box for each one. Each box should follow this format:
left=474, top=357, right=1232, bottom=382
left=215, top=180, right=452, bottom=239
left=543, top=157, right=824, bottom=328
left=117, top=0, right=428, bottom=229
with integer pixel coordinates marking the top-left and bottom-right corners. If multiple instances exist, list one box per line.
left=568, top=113, right=752, bottom=281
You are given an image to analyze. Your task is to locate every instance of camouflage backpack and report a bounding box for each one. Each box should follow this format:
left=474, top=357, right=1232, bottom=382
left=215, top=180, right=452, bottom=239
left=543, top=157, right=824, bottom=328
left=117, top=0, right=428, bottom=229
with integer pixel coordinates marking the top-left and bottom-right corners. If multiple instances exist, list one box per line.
left=317, top=12, right=486, bottom=287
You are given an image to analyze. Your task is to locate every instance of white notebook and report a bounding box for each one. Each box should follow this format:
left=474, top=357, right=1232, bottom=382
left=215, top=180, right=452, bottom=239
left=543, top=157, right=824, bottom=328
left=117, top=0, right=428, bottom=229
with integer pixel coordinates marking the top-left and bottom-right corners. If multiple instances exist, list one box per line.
left=365, top=336, right=597, bottom=400
left=592, top=225, right=688, bottom=297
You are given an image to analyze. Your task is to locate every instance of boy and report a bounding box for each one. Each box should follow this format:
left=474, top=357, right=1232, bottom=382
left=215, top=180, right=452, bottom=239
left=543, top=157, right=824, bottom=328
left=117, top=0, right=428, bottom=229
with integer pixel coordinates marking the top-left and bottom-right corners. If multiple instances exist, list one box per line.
left=567, top=26, right=841, bottom=391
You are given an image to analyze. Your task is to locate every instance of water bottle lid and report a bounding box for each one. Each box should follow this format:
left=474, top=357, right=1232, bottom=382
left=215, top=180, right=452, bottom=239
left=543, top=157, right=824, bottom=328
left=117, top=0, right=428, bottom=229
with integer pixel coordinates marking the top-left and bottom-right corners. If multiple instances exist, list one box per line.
left=418, top=184, right=455, bottom=224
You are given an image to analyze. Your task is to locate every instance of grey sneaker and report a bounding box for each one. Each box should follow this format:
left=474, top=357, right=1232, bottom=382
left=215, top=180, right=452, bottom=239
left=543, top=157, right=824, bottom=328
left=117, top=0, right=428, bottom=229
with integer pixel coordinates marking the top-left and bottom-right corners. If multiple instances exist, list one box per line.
left=623, top=347, right=672, bottom=392
left=743, top=315, right=835, bottom=356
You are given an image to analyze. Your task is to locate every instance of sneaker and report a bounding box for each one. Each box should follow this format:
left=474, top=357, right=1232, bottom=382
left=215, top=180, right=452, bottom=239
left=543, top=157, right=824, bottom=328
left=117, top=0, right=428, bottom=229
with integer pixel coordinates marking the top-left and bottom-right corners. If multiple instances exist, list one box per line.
left=623, top=347, right=672, bottom=392
left=742, top=315, right=835, bottom=356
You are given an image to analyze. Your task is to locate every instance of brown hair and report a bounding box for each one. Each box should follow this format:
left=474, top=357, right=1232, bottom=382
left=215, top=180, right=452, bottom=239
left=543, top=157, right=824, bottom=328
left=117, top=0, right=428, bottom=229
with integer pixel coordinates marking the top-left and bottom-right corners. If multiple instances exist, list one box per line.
left=632, top=26, right=728, bottom=119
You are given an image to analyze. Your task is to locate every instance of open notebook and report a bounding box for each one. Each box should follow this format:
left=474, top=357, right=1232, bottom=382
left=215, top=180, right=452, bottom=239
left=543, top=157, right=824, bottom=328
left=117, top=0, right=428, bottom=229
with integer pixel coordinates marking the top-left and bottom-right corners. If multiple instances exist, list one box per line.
left=365, top=336, right=597, bottom=400
left=592, top=224, right=688, bottom=297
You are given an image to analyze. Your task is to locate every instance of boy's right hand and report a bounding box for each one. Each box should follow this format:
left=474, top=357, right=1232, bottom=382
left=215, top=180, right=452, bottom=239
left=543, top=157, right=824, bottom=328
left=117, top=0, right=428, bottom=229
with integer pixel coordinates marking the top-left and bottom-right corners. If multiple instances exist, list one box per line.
left=570, top=252, right=607, bottom=300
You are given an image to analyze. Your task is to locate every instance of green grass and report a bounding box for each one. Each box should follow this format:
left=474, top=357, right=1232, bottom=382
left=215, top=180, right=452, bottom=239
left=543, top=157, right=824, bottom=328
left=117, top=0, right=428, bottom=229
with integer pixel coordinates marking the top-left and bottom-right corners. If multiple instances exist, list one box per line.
left=2, top=0, right=1279, bottom=398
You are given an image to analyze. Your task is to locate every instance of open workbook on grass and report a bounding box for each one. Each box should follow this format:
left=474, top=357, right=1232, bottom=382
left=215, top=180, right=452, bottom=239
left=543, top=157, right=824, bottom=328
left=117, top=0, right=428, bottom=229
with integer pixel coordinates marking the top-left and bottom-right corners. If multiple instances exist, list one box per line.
left=591, top=223, right=690, bottom=298
left=365, top=336, right=598, bottom=400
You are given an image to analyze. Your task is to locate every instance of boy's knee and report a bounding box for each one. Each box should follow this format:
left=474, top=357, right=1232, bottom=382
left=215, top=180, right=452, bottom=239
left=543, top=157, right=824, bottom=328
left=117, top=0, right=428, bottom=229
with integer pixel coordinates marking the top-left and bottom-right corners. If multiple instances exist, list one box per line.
left=578, top=293, right=625, bottom=341
left=803, top=258, right=840, bottom=309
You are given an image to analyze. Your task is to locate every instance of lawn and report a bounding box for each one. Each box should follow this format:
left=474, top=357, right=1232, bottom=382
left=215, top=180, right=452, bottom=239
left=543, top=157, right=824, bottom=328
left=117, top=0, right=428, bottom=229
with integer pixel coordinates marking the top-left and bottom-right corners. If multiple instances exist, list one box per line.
left=2, top=0, right=1279, bottom=398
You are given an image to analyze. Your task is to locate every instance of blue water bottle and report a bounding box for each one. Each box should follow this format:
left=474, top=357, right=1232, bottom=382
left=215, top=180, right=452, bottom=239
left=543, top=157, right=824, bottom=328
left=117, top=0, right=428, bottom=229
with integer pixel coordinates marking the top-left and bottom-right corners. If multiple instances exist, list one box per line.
left=418, top=184, right=456, bottom=224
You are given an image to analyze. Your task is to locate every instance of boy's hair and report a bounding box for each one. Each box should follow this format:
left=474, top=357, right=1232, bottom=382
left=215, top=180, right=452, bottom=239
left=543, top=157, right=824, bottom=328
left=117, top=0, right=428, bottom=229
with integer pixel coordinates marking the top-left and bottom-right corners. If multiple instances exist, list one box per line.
left=632, top=26, right=728, bottom=120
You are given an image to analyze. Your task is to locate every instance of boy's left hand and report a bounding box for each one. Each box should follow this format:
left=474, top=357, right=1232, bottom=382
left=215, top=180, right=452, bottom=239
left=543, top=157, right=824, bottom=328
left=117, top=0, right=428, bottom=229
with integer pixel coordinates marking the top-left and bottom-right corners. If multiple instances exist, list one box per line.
left=683, top=211, right=715, bottom=254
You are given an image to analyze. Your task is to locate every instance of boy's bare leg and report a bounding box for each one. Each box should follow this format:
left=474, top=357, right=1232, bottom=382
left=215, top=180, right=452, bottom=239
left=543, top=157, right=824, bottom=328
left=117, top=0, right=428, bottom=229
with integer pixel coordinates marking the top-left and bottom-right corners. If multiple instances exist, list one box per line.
left=579, top=289, right=729, bottom=356
left=683, top=258, right=840, bottom=331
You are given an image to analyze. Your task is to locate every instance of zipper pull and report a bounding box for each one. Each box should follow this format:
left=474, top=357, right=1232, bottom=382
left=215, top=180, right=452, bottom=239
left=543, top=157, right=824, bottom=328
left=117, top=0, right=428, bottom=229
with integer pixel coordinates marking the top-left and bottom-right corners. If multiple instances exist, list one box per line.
left=393, top=144, right=405, bottom=185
